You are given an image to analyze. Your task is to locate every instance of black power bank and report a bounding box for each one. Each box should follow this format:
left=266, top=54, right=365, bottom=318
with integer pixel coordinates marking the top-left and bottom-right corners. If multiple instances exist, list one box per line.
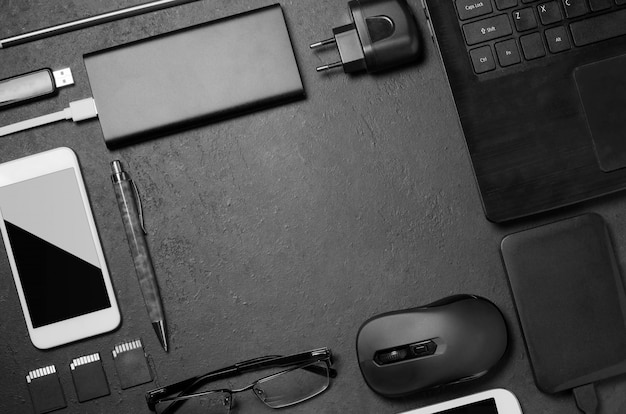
left=84, top=4, right=304, bottom=148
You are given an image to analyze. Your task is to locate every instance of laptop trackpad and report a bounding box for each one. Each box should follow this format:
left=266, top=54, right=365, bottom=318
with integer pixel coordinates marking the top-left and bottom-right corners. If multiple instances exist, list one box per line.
left=575, top=54, right=626, bottom=172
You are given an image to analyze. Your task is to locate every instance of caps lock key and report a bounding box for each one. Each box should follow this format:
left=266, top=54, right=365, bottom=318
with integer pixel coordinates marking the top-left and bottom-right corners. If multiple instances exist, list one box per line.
left=456, top=0, right=493, bottom=20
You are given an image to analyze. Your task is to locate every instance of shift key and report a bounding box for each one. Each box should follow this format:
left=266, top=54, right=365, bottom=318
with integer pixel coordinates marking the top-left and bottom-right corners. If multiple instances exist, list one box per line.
left=463, top=15, right=513, bottom=46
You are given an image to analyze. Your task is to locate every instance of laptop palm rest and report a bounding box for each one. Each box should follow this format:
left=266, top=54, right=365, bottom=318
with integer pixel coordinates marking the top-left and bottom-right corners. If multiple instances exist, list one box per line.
left=575, top=54, right=626, bottom=172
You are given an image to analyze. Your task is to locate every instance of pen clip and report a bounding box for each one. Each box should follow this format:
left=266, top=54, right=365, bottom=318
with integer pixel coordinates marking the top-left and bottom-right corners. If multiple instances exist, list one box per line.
left=131, top=180, right=147, bottom=235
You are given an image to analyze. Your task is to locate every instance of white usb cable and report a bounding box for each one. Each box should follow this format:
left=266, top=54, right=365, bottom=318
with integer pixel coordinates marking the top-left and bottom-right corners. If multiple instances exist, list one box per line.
left=0, top=97, right=98, bottom=137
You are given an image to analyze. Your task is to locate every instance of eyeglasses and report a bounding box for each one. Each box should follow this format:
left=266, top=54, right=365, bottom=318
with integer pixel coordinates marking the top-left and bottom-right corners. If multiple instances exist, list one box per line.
left=145, top=348, right=336, bottom=414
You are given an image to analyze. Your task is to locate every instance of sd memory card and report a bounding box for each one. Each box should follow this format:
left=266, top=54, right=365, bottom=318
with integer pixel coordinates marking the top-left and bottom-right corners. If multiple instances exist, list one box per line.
left=26, top=364, right=66, bottom=413
left=70, top=352, right=110, bottom=402
left=112, top=339, right=153, bottom=389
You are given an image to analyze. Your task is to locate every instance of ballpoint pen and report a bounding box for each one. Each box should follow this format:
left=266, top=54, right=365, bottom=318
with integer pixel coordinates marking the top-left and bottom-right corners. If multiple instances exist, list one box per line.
left=111, top=160, right=168, bottom=352
left=0, top=0, right=201, bottom=49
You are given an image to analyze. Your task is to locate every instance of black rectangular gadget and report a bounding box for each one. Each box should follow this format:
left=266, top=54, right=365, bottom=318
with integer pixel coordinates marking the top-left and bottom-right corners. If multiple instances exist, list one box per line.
left=501, top=213, right=626, bottom=393
left=422, top=0, right=626, bottom=222
left=84, top=4, right=304, bottom=148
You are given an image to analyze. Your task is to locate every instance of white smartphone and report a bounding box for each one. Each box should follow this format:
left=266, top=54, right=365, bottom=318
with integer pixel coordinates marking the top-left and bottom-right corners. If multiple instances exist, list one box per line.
left=398, top=389, right=523, bottom=414
left=0, top=147, right=120, bottom=349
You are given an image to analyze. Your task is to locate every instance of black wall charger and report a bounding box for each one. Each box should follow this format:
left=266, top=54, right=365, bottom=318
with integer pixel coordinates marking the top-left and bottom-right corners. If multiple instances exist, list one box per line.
left=310, top=0, right=420, bottom=73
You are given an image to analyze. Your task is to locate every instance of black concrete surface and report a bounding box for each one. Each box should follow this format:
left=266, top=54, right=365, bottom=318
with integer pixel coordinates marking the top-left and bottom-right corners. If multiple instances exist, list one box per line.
left=1, top=1, right=626, bottom=413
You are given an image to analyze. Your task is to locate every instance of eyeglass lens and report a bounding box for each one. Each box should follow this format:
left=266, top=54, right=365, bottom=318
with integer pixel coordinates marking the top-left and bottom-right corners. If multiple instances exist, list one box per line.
left=253, top=361, right=330, bottom=409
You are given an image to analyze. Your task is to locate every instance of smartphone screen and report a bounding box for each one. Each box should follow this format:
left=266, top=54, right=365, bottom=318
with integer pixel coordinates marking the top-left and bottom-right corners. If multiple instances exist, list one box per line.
left=436, top=398, right=497, bottom=414
left=0, top=167, right=111, bottom=328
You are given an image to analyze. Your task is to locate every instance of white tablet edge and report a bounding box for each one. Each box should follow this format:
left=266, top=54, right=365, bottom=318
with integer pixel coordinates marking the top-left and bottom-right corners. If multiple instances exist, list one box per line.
left=397, top=389, right=522, bottom=414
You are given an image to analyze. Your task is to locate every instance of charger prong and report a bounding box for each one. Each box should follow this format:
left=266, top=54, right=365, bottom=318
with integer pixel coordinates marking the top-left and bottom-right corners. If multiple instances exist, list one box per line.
left=310, top=38, right=336, bottom=49
left=316, top=61, right=343, bottom=72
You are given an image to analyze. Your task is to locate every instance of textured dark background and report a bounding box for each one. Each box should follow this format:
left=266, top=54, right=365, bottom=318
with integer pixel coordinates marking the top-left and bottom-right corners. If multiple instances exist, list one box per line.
left=1, top=1, right=626, bottom=413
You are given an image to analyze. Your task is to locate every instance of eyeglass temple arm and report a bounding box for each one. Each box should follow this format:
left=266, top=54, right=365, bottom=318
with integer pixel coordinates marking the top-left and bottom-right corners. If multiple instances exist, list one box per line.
left=181, top=353, right=334, bottom=393
left=181, top=350, right=332, bottom=391
left=237, top=351, right=336, bottom=377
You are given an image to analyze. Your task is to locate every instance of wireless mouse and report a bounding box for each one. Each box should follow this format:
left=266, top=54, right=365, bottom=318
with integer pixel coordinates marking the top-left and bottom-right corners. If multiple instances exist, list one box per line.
left=356, top=295, right=508, bottom=397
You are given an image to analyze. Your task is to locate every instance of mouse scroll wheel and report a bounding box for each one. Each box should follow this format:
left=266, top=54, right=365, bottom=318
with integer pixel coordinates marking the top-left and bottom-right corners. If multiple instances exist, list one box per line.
left=377, top=348, right=409, bottom=364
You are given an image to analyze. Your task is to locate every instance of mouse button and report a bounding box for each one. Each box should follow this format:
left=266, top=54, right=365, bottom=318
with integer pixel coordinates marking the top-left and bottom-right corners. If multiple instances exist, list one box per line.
left=356, top=319, right=402, bottom=362
left=435, top=324, right=490, bottom=356
left=453, top=317, right=502, bottom=347
left=468, top=302, right=508, bottom=353
left=456, top=297, right=507, bottom=331
left=359, top=359, right=431, bottom=396
left=357, top=311, right=439, bottom=355
left=440, top=331, right=505, bottom=377
left=410, top=356, right=465, bottom=389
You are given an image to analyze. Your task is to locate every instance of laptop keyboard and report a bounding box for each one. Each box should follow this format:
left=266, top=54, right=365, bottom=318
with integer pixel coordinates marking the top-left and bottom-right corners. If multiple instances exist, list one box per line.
left=456, top=0, right=626, bottom=74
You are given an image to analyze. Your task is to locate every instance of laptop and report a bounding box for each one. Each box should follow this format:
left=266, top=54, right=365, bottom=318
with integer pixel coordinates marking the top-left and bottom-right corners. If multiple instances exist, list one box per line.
left=421, top=0, right=626, bottom=222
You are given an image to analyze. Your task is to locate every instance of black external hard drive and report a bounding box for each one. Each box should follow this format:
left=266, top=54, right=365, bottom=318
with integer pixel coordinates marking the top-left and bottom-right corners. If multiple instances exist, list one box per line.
left=501, top=213, right=626, bottom=394
left=84, top=4, right=304, bottom=148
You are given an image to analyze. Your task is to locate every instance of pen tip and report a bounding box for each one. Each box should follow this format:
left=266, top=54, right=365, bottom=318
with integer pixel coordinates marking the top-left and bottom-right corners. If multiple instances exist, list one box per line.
left=152, top=320, right=168, bottom=352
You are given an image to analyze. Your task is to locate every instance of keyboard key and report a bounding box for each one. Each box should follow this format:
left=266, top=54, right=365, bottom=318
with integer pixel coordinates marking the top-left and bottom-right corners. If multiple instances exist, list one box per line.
left=522, top=0, right=538, bottom=3
left=561, top=0, right=589, bottom=18
left=545, top=26, right=571, bottom=52
left=495, top=0, right=518, bottom=9
left=456, top=0, right=493, bottom=20
left=463, top=15, right=513, bottom=45
left=520, top=32, right=546, bottom=59
left=537, top=1, right=563, bottom=24
left=513, top=7, right=538, bottom=31
left=470, top=46, right=496, bottom=73
left=589, top=0, right=612, bottom=10
left=570, top=9, right=626, bottom=46
left=495, top=39, right=522, bottom=66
